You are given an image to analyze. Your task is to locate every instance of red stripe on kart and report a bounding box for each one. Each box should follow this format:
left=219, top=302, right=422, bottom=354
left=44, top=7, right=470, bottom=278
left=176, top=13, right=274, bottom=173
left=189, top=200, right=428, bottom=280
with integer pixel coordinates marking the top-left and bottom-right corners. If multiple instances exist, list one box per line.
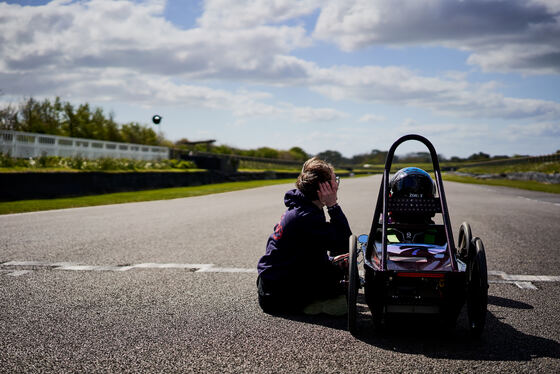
left=397, top=272, right=445, bottom=278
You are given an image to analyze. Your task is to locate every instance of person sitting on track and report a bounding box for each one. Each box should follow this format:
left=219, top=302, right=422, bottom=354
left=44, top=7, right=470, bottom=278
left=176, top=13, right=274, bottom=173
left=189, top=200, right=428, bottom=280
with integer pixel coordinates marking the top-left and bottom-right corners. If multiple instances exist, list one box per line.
left=257, top=157, right=352, bottom=316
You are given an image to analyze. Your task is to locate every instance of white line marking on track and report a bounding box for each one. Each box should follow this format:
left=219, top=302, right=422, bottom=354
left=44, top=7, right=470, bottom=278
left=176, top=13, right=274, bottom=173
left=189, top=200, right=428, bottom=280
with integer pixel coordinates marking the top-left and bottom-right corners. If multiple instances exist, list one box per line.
left=196, top=267, right=257, bottom=273
left=514, top=281, right=539, bottom=290
left=58, top=265, right=135, bottom=272
left=132, top=263, right=211, bottom=270
left=1, top=263, right=554, bottom=284
left=488, top=270, right=560, bottom=289
left=2, top=261, right=78, bottom=267
left=516, top=196, right=560, bottom=207
left=1, top=261, right=257, bottom=274
left=7, top=270, right=32, bottom=277
left=489, top=270, right=560, bottom=282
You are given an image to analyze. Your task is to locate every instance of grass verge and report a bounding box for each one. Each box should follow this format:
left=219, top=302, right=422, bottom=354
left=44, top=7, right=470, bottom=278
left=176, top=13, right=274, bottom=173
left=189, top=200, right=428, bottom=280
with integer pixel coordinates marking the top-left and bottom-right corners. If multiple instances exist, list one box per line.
left=0, top=178, right=294, bottom=215
left=237, top=168, right=352, bottom=174
left=0, top=167, right=206, bottom=173
left=455, top=161, right=559, bottom=175
left=3, top=173, right=556, bottom=215
left=443, top=174, right=560, bottom=194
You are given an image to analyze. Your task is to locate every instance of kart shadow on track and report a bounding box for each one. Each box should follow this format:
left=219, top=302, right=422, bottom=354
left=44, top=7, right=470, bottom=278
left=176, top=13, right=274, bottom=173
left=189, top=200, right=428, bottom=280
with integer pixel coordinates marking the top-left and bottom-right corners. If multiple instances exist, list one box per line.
left=350, top=294, right=559, bottom=362
left=274, top=294, right=559, bottom=362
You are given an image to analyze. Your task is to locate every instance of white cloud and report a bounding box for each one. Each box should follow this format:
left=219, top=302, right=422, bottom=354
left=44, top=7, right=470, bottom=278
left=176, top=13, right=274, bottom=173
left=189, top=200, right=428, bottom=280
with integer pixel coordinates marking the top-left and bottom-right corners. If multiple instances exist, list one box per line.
left=289, top=105, right=347, bottom=122
left=0, top=0, right=311, bottom=81
left=398, top=119, right=490, bottom=140
left=313, top=0, right=560, bottom=75
left=307, top=65, right=560, bottom=120
left=0, top=0, right=337, bottom=121
left=358, top=114, right=385, bottom=123
left=198, top=0, right=320, bottom=29
left=467, top=44, right=560, bottom=75
left=0, top=0, right=559, bottom=143
left=504, top=122, right=560, bottom=140
left=59, top=71, right=345, bottom=123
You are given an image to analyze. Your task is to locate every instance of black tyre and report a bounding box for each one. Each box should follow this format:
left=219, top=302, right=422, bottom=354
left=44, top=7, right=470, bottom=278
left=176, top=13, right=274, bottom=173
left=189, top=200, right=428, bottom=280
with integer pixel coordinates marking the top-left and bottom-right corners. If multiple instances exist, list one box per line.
left=348, top=235, right=359, bottom=335
left=467, top=237, right=488, bottom=337
left=458, top=222, right=472, bottom=261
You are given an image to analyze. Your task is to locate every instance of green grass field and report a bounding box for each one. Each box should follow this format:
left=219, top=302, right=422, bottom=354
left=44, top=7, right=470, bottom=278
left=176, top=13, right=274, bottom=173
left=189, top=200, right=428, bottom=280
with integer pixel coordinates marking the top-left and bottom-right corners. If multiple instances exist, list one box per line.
left=0, top=167, right=206, bottom=173
left=0, top=179, right=295, bottom=215
left=2, top=161, right=558, bottom=215
left=455, top=161, right=560, bottom=175
left=359, top=161, right=559, bottom=194
left=442, top=174, right=560, bottom=194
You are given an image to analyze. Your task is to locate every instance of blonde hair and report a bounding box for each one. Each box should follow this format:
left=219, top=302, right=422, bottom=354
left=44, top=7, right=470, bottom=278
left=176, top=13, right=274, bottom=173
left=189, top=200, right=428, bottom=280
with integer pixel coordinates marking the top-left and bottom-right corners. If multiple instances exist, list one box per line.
left=296, top=157, right=334, bottom=200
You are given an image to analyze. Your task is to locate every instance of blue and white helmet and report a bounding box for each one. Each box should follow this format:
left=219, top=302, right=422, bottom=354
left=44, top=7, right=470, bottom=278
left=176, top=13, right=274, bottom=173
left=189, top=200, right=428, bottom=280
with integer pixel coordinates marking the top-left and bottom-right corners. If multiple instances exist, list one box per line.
left=389, top=167, right=436, bottom=223
left=390, top=167, right=435, bottom=199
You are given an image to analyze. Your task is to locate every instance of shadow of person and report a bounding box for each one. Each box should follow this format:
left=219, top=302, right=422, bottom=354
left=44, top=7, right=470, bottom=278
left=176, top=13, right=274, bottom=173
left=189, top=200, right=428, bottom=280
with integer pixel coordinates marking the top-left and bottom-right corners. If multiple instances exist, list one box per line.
left=351, top=296, right=559, bottom=362
left=269, top=302, right=370, bottom=332
left=263, top=293, right=372, bottom=331
left=269, top=294, right=559, bottom=362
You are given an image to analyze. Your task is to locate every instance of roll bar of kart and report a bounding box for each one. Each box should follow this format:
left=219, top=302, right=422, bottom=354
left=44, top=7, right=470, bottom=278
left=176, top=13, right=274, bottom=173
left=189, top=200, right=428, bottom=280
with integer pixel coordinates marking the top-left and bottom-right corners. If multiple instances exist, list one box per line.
left=366, top=134, right=458, bottom=271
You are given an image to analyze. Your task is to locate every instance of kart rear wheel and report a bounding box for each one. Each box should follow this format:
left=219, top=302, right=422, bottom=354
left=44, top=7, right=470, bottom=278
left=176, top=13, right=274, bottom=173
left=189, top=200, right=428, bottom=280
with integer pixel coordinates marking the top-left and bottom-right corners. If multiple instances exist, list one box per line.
left=467, top=237, right=488, bottom=337
left=348, top=235, right=359, bottom=335
left=458, top=222, right=472, bottom=261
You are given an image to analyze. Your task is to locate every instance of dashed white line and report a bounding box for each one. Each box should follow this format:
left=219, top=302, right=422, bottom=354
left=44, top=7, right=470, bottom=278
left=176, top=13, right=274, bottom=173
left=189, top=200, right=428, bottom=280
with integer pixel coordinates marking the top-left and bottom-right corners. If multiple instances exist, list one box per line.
left=196, top=267, right=256, bottom=273
left=516, top=196, right=560, bottom=207
left=2, top=262, right=556, bottom=290
left=0, top=261, right=257, bottom=274
left=2, top=261, right=77, bottom=267
left=132, top=263, right=210, bottom=270
left=489, top=270, right=560, bottom=282
left=7, top=270, right=32, bottom=277
left=58, top=265, right=135, bottom=272
left=489, top=279, right=540, bottom=289
left=514, top=281, right=539, bottom=290
left=488, top=270, right=560, bottom=289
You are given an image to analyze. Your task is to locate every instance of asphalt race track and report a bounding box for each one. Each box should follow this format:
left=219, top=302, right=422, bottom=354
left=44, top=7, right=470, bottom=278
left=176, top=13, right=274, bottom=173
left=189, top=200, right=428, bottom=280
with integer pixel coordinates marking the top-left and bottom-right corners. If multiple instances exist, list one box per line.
left=1, top=175, right=559, bottom=373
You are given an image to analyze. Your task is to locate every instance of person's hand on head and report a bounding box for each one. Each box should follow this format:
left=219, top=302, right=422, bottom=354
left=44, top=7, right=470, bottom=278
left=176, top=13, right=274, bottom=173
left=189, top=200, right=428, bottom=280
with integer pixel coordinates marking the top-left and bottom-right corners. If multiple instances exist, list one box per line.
left=318, top=173, right=338, bottom=207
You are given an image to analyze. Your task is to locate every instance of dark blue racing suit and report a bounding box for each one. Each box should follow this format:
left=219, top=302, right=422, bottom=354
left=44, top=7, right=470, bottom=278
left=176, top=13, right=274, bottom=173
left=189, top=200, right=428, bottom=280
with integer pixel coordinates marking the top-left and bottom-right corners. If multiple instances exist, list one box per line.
left=257, top=189, right=352, bottom=313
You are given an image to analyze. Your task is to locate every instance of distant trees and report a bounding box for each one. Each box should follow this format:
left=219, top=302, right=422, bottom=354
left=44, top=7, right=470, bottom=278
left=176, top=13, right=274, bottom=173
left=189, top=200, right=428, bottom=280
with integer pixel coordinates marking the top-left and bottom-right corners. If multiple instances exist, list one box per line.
left=317, top=149, right=393, bottom=166
left=175, top=141, right=310, bottom=162
left=252, top=147, right=280, bottom=159
left=287, top=147, right=308, bottom=161
left=121, top=123, right=159, bottom=145
left=337, top=149, right=517, bottom=167
left=349, top=149, right=386, bottom=165
left=2, top=98, right=534, bottom=164
left=0, top=97, right=161, bottom=146
left=315, top=150, right=344, bottom=165
left=398, top=152, right=432, bottom=163
left=467, top=152, right=490, bottom=161
left=0, top=104, right=18, bottom=131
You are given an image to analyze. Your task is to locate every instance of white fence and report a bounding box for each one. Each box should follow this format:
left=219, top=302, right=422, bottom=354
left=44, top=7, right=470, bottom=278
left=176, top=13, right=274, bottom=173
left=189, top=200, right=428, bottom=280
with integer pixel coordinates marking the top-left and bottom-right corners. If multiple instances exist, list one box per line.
left=0, top=130, right=169, bottom=161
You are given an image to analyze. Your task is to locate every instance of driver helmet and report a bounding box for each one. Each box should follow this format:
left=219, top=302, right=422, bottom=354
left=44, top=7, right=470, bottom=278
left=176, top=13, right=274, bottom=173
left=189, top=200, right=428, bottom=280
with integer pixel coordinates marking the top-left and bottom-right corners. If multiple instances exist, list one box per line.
left=389, top=167, right=436, bottom=223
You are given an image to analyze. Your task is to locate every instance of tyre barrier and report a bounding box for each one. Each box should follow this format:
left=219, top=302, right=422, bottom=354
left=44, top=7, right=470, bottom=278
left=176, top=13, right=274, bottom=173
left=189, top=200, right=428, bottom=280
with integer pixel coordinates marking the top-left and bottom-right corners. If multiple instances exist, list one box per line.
left=0, top=171, right=304, bottom=201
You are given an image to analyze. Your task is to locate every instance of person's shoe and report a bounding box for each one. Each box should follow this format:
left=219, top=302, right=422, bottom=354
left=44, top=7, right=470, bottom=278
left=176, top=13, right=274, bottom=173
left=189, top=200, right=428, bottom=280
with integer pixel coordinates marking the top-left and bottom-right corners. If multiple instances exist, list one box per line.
left=303, top=295, right=347, bottom=316
left=302, top=300, right=323, bottom=315
left=321, top=294, right=347, bottom=316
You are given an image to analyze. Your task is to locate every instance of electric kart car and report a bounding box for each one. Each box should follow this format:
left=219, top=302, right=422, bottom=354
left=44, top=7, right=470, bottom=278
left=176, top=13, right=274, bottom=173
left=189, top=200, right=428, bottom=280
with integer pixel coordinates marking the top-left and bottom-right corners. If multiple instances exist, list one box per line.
left=347, top=134, right=488, bottom=337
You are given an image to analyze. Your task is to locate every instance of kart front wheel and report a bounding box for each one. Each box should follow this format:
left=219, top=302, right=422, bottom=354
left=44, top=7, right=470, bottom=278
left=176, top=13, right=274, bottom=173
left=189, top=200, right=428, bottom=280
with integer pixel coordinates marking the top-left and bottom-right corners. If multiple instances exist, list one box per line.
left=458, top=222, right=472, bottom=261
left=348, top=235, right=359, bottom=335
left=467, top=237, right=488, bottom=337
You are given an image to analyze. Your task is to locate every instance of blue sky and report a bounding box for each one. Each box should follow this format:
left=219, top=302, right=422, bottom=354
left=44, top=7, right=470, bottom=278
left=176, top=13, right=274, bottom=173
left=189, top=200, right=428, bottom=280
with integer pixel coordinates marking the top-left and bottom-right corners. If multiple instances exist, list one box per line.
left=1, top=0, right=559, bottom=158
